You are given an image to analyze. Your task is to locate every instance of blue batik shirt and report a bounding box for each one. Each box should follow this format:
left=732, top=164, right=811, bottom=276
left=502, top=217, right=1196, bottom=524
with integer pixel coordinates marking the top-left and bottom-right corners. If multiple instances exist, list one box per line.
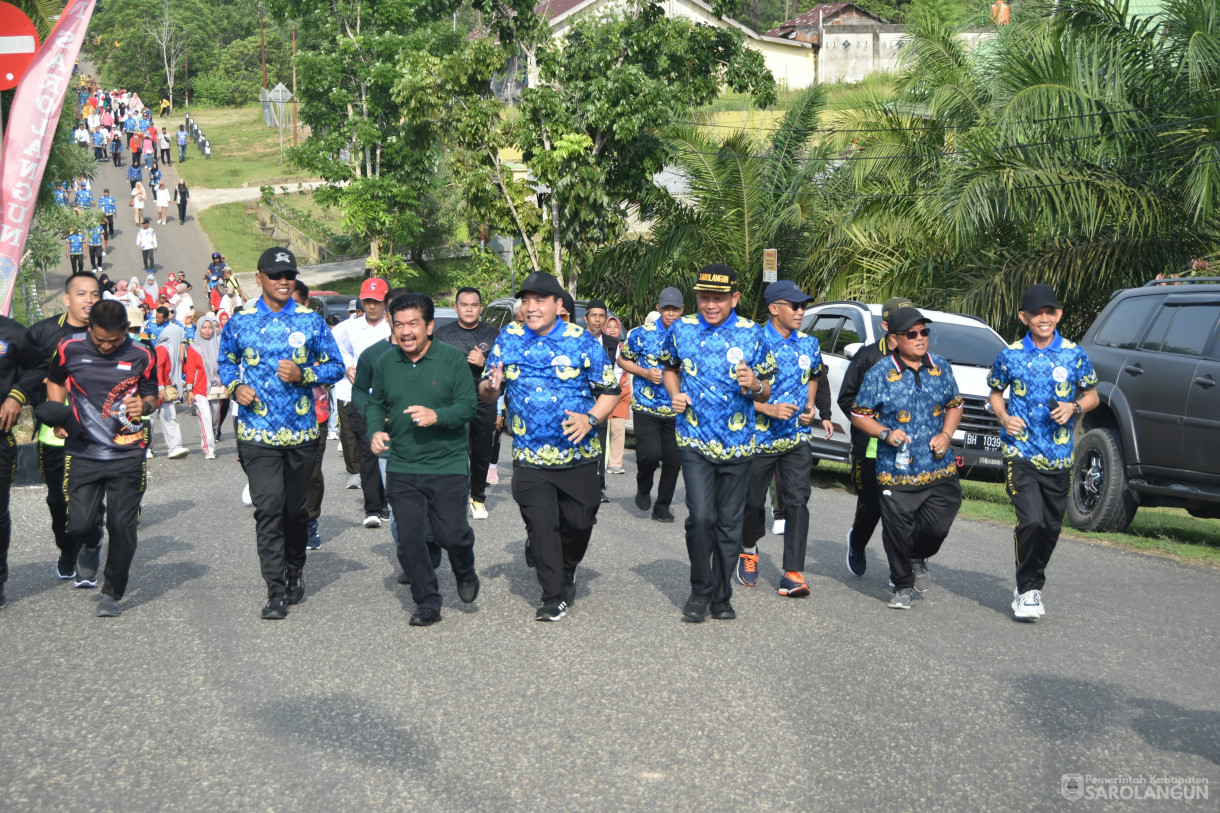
left=127, top=165, right=142, bottom=184
left=66, top=233, right=85, bottom=254
left=52, top=187, right=67, bottom=207
left=487, top=319, right=620, bottom=469
left=123, top=117, right=135, bottom=133
left=754, top=322, right=822, bottom=454
left=176, top=130, right=188, bottom=146
left=218, top=297, right=344, bottom=447
left=99, top=195, right=117, bottom=216
left=988, top=331, right=1098, bottom=470
left=620, top=320, right=676, bottom=417
left=91, top=130, right=104, bottom=148
left=658, top=312, right=777, bottom=462
left=74, top=188, right=93, bottom=208
left=852, top=352, right=963, bottom=490
left=184, top=324, right=196, bottom=345
left=87, top=225, right=104, bottom=246
left=142, top=318, right=165, bottom=344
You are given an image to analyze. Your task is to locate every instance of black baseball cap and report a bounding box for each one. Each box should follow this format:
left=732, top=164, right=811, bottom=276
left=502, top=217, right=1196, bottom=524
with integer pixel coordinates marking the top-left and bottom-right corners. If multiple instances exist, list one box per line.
left=657, top=287, right=684, bottom=309
left=764, top=280, right=813, bottom=305
left=881, top=296, right=913, bottom=322
left=1020, top=283, right=1060, bottom=313
left=515, top=272, right=565, bottom=299
left=693, top=263, right=737, bottom=294
left=257, top=246, right=297, bottom=274
left=560, top=292, right=576, bottom=318
left=888, top=307, right=933, bottom=334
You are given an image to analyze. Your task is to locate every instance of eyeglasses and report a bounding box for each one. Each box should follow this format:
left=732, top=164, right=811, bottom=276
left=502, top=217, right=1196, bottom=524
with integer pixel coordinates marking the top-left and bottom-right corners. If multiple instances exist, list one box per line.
left=263, top=269, right=298, bottom=281
left=900, top=328, right=931, bottom=340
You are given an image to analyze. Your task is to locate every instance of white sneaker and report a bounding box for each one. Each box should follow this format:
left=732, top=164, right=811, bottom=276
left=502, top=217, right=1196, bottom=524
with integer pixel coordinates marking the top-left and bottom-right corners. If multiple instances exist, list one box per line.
left=346, top=474, right=360, bottom=489
left=469, top=499, right=488, bottom=520
left=146, top=448, right=154, bottom=458
left=363, top=514, right=383, bottom=528
left=204, top=451, right=216, bottom=460
left=241, top=483, right=252, bottom=506
left=1012, top=588, right=1045, bottom=620
left=168, top=446, right=189, bottom=459
left=486, top=465, right=499, bottom=485
left=327, top=431, right=339, bottom=440
left=772, top=519, right=786, bottom=535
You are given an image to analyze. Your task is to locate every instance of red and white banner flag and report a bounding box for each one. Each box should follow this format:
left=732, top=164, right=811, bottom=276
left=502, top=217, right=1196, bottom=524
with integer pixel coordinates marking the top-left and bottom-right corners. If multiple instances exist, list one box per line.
left=0, top=0, right=97, bottom=316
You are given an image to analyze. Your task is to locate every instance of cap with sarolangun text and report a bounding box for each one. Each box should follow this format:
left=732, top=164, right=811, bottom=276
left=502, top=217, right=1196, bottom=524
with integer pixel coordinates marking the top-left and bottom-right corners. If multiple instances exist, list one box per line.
left=692, top=264, right=737, bottom=293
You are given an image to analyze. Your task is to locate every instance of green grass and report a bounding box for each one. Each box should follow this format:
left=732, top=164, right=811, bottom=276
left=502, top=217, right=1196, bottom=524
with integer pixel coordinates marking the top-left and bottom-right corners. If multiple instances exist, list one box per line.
left=810, top=461, right=1220, bottom=566
left=196, top=201, right=268, bottom=274
left=174, top=104, right=314, bottom=188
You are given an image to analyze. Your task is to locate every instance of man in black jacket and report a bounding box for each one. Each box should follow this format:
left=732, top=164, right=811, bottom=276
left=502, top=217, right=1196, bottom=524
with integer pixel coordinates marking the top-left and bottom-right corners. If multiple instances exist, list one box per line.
left=0, top=314, right=27, bottom=608
left=837, top=296, right=908, bottom=577
left=2, top=273, right=103, bottom=586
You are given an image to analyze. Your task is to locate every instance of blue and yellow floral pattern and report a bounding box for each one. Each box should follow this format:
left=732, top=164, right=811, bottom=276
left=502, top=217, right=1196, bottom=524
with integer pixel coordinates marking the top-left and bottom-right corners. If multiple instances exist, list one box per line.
left=620, top=320, right=675, bottom=417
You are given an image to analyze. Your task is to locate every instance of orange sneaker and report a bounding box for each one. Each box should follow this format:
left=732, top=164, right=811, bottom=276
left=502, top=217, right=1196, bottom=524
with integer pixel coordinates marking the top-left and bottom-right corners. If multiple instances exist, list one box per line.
left=778, top=571, right=810, bottom=597
left=734, top=552, right=759, bottom=587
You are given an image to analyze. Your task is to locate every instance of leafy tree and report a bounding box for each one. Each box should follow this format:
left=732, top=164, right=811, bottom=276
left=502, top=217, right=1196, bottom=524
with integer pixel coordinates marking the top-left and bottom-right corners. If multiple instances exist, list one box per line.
left=85, top=0, right=219, bottom=101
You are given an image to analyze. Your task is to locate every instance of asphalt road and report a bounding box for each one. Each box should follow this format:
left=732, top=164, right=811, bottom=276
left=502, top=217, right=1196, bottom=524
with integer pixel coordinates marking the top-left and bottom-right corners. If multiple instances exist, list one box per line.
left=0, top=409, right=1216, bottom=811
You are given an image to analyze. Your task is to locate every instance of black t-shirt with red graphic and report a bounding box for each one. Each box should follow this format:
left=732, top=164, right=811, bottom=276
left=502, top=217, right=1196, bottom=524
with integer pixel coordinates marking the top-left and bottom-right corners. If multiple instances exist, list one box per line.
left=47, top=333, right=159, bottom=460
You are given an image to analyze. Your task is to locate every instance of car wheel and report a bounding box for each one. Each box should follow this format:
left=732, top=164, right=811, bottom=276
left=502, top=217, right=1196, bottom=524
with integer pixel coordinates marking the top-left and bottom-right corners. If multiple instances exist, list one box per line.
left=1066, top=427, right=1138, bottom=533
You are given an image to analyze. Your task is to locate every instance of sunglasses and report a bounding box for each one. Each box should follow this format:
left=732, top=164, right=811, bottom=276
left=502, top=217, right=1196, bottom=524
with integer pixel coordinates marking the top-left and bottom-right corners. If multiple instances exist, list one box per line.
left=775, top=301, right=808, bottom=311
left=262, top=269, right=298, bottom=280
left=898, top=328, right=931, bottom=340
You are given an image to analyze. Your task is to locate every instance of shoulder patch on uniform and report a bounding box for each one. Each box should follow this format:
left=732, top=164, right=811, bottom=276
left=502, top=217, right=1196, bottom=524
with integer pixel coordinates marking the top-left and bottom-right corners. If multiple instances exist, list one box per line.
left=680, top=315, right=699, bottom=325
left=735, top=316, right=754, bottom=328
left=1007, top=340, right=1022, bottom=350
left=1061, top=339, right=1078, bottom=349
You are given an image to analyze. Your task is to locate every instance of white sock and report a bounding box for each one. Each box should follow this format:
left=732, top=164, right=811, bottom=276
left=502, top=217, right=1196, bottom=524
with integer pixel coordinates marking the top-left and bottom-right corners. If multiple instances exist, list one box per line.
left=743, top=546, right=757, bottom=555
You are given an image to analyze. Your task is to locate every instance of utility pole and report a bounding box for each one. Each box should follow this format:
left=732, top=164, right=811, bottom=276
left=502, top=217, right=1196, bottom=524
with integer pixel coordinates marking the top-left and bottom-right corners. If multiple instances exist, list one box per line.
left=260, top=3, right=268, bottom=91
left=292, top=25, right=298, bottom=145
left=184, top=27, right=189, bottom=108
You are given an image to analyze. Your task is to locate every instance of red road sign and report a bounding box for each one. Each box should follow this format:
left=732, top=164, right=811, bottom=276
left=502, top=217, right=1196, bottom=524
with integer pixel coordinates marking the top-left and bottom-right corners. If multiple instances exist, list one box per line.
left=0, top=2, right=40, bottom=91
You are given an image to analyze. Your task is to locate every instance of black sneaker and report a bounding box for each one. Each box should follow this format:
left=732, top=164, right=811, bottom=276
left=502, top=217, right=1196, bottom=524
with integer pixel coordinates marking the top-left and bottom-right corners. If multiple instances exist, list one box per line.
left=54, top=555, right=75, bottom=581
left=535, top=601, right=567, bottom=621
left=710, top=600, right=736, bottom=620
left=634, top=491, right=652, bottom=512
left=262, top=597, right=289, bottom=620
left=409, top=607, right=442, bottom=626
left=96, top=594, right=121, bottom=617
left=306, top=519, right=321, bottom=550
left=651, top=505, right=675, bottom=523
left=0, top=583, right=6, bottom=608
left=457, top=574, right=480, bottom=604
left=74, top=544, right=100, bottom=589
left=397, top=571, right=411, bottom=585
left=524, top=543, right=535, bottom=569
left=911, top=559, right=931, bottom=593
left=286, top=568, right=305, bottom=605
left=888, top=587, right=915, bottom=610
left=846, top=530, right=866, bottom=577
left=379, top=508, right=392, bottom=522
left=682, top=592, right=711, bottom=623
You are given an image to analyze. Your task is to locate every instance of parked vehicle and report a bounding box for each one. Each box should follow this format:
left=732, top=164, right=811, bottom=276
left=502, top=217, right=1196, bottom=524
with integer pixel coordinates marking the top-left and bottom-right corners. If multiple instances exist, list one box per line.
left=1067, top=277, right=1220, bottom=532
left=800, top=301, right=1009, bottom=473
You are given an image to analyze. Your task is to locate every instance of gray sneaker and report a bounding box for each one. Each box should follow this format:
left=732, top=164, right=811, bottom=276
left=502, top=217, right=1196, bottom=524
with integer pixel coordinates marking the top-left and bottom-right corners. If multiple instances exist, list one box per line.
left=911, top=559, right=931, bottom=593
left=96, top=594, right=121, bottom=617
left=75, top=545, right=100, bottom=589
left=888, top=587, right=915, bottom=610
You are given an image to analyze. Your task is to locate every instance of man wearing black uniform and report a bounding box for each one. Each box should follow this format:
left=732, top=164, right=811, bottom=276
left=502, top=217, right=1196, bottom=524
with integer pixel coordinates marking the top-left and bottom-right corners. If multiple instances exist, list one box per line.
left=44, top=300, right=160, bottom=617
left=5, top=273, right=103, bottom=584
left=435, top=287, right=500, bottom=521
left=0, top=315, right=27, bottom=608
left=837, top=296, right=908, bottom=578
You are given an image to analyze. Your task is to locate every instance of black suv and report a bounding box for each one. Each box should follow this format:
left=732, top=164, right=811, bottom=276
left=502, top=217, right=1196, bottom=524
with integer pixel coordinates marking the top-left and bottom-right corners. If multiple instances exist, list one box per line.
left=1069, top=277, right=1220, bottom=532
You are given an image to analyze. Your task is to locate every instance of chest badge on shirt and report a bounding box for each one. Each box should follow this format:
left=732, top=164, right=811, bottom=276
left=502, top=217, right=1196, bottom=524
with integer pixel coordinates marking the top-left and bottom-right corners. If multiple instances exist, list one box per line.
left=288, top=331, right=307, bottom=349
left=1052, top=365, right=1069, bottom=383
left=798, top=354, right=811, bottom=370
left=726, top=346, right=744, bottom=365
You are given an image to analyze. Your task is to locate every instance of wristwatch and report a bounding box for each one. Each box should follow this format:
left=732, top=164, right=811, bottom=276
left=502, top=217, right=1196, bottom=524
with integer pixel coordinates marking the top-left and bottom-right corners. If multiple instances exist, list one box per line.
left=1073, top=402, right=1083, bottom=416
left=879, top=429, right=891, bottom=444
left=586, top=413, right=600, bottom=429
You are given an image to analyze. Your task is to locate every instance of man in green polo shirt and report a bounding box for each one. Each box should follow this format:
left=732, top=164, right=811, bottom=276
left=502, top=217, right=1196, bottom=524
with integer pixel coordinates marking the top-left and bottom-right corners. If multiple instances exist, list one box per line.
left=368, top=293, right=480, bottom=626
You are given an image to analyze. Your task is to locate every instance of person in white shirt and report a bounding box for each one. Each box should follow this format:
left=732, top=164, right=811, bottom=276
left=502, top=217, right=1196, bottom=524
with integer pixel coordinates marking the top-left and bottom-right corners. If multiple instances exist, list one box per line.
left=335, top=279, right=392, bottom=525
left=331, top=305, right=359, bottom=483
left=135, top=219, right=157, bottom=270
left=155, top=181, right=172, bottom=224
left=74, top=125, right=89, bottom=149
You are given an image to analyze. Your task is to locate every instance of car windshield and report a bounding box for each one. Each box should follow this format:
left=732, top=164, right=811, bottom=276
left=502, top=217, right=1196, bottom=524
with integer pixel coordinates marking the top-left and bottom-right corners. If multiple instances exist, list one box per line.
left=871, top=316, right=1005, bottom=367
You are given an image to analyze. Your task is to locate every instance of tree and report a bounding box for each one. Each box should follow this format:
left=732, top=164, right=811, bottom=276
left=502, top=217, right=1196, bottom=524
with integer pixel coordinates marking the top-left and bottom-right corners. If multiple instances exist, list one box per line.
left=403, top=0, right=776, bottom=294
left=85, top=0, right=219, bottom=101
left=143, top=0, right=187, bottom=108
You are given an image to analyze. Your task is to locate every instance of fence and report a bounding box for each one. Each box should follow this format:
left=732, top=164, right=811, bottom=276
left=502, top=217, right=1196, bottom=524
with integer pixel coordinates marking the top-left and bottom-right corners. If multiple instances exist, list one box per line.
left=181, top=114, right=212, bottom=160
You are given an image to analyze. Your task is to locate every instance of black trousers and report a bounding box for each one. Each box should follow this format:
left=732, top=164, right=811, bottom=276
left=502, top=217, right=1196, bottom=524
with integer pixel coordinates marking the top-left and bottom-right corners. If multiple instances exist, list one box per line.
left=467, top=397, right=496, bottom=503
left=111, top=149, right=122, bottom=167
left=336, top=400, right=359, bottom=475
left=88, top=245, right=103, bottom=270
left=161, top=148, right=172, bottom=164
left=238, top=440, right=317, bottom=599
left=306, top=421, right=326, bottom=522
left=64, top=455, right=146, bottom=599
left=633, top=410, right=680, bottom=508
left=879, top=477, right=963, bottom=590
left=1005, top=458, right=1070, bottom=593
left=596, top=421, right=609, bottom=488
left=345, top=404, right=384, bottom=515
left=69, top=253, right=84, bottom=273
left=176, top=201, right=186, bottom=223
left=680, top=448, right=751, bottom=603
left=39, top=441, right=100, bottom=563
left=742, top=443, right=814, bottom=572
left=104, top=213, right=115, bottom=238
left=131, top=150, right=140, bottom=166
left=386, top=471, right=476, bottom=612
left=0, top=432, right=14, bottom=585
left=849, top=455, right=882, bottom=549
left=512, top=463, right=601, bottom=606
left=141, top=248, right=155, bottom=270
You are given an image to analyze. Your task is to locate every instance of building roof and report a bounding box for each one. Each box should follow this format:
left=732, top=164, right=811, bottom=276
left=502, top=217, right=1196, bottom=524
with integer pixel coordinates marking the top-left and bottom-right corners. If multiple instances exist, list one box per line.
left=764, top=2, right=888, bottom=37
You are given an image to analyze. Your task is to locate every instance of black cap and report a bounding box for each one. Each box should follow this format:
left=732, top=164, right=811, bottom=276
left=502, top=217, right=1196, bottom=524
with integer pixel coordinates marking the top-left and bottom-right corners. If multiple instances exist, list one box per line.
left=692, top=263, right=737, bottom=294
left=560, top=292, right=576, bottom=318
left=515, top=272, right=565, bottom=299
left=585, top=299, right=607, bottom=314
left=657, top=287, right=684, bottom=309
left=764, top=280, right=813, bottom=305
left=881, top=296, right=913, bottom=322
left=888, top=307, right=932, bottom=334
left=1020, top=283, right=1060, bottom=313
left=257, top=246, right=297, bottom=274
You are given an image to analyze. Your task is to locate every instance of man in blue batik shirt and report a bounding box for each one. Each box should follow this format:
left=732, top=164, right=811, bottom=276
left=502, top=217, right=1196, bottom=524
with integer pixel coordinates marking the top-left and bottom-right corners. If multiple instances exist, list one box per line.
left=988, top=284, right=1098, bottom=621
left=851, top=305, right=964, bottom=610
left=738, top=280, right=826, bottom=599
left=98, top=189, right=117, bottom=238
left=479, top=272, right=621, bottom=622
left=661, top=264, right=776, bottom=623
left=617, top=286, right=685, bottom=522
left=219, top=246, right=344, bottom=620
left=74, top=183, right=93, bottom=210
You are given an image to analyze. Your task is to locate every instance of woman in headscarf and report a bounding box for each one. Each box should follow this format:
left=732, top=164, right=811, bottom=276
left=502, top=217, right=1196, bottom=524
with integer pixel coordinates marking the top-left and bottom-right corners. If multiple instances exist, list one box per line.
left=153, top=321, right=189, bottom=459
left=603, top=315, right=632, bottom=475
left=140, top=273, right=158, bottom=308
left=131, top=181, right=146, bottom=225
left=174, top=282, right=194, bottom=324
left=183, top=314, right=222, bottom=458
left=97, top=273, right=116, bottom=296
left=160, top=271, right=178, bottom=301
